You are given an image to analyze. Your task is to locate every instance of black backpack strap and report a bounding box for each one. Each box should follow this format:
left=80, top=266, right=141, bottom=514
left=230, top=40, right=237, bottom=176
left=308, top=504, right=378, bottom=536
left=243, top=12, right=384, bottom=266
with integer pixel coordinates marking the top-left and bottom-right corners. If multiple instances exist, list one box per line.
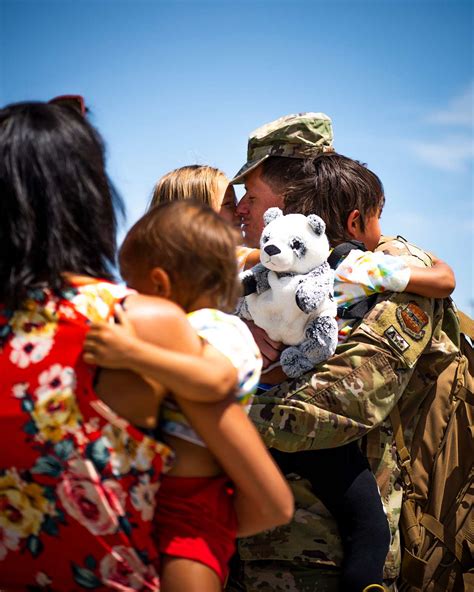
left=337, top=294, right=379, bottom=320
left=328, top=240, right=378, bottom=322
left=327, top=240, right=367, bottom=270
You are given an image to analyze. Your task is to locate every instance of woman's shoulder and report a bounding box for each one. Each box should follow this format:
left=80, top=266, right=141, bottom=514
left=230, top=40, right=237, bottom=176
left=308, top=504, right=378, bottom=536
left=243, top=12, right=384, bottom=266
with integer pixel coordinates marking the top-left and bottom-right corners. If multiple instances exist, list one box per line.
left=67, top=278, right=134, bottom=322
left=71, top=278, right=185, bottom=324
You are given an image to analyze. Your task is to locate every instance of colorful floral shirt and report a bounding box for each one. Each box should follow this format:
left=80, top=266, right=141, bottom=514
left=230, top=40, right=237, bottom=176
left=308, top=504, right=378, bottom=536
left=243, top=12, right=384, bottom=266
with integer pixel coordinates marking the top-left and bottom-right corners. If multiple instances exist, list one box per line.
left=0, top=280, right=174, bottom=591
left=334, top=249, right=410, bottom=342
left=160, top=308, right=262, bottom=447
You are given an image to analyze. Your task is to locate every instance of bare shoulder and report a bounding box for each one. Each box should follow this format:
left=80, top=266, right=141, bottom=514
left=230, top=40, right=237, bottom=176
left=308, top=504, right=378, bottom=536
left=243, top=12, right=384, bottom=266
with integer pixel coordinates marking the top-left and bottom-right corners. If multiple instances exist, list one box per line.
left=123, top=294, right=201, bottom=353
left=124, top=293, right=184, bottom=323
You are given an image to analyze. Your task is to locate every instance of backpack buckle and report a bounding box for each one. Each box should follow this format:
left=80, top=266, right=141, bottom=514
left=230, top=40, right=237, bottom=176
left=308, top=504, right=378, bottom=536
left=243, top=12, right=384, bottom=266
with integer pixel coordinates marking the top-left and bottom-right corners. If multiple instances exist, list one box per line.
left=398, top=446, right=411, bottom=467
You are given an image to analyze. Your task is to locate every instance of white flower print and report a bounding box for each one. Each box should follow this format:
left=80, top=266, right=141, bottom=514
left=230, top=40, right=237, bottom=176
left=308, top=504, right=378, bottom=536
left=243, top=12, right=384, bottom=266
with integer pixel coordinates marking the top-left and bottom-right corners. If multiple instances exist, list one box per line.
left=12, top=382, right=30, bottom=399
left=0, top=525, right=20, bottom=561
left=9, top=335, right=53, bottom=369
left=57, top=459, right=126, bottom=536
left=100, top=546, right=159, bottom=590
left=130, top=475, right=159, bottom=521
left=35, top=572, right=52, bottom=587
left=35, top=364, right=76, bottom=400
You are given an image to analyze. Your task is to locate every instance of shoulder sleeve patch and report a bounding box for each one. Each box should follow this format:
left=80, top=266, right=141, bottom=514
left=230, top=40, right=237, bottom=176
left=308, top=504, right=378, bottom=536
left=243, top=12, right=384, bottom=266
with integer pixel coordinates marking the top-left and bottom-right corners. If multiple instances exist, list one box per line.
left=396, top=301, right=429, bottom=340
left=354, top=293, right=434, bottom=368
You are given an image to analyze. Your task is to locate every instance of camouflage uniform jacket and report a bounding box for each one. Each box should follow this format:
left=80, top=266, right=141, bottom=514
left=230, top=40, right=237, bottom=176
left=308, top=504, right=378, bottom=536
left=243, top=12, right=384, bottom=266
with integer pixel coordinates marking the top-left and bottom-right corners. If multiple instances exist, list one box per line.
left=240, top=236, right=460, bottom=580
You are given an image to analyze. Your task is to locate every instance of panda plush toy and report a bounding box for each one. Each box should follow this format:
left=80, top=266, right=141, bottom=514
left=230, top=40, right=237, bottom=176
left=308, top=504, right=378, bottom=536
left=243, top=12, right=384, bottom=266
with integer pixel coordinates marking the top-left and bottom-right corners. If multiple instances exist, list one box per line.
left=240, top=207, right=338, bottom=378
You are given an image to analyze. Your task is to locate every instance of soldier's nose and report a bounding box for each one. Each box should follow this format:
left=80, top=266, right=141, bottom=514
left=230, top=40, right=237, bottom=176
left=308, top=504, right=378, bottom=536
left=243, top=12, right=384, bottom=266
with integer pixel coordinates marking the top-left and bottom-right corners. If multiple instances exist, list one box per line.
left=264, top=245, right=281, bottom=256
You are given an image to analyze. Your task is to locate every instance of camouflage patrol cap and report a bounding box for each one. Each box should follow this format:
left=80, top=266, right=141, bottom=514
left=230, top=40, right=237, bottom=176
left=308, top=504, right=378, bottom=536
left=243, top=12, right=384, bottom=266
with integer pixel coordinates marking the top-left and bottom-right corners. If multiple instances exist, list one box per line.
left=231, top=112, right=334, bottom=184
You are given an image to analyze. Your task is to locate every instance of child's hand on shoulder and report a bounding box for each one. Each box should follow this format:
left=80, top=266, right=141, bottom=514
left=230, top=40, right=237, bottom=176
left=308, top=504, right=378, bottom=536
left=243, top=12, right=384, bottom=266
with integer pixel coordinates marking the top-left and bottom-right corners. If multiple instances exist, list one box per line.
left=83, top=305, right=138, bottom=369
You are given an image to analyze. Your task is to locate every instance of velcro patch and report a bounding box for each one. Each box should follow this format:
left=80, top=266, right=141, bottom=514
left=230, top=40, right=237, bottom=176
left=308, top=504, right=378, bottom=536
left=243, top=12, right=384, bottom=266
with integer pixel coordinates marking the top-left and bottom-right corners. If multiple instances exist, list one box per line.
left=355, top=293, right=434, bottom=368
left=396, top=301, right=429, bottom=340
left=385, top=325, right=410, bottom=353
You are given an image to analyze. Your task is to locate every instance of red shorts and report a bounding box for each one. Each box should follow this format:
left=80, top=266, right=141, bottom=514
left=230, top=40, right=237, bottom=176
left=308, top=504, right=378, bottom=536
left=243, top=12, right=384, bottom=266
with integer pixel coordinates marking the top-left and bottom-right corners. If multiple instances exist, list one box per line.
left=154, top=475, right=237, bottom=584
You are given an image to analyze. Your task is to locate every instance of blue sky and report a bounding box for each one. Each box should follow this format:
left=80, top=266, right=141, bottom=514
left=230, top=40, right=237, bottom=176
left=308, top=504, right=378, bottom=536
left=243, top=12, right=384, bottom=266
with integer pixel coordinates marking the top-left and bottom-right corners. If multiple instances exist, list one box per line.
left=1, top=0, right=472, bottom=312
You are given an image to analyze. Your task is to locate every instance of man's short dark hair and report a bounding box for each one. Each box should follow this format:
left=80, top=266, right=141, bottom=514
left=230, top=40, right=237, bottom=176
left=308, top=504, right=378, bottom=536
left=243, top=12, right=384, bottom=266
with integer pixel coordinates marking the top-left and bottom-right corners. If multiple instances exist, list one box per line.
left=284, top=153, right=385, bottom=246
left=260, top=156, right=309, bottom=195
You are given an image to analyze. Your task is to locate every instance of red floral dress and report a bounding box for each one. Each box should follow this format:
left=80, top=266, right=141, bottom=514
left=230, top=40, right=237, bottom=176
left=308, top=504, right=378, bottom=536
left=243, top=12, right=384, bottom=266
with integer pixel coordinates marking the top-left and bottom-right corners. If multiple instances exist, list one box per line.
left=0, top=279, right=174, bottom=591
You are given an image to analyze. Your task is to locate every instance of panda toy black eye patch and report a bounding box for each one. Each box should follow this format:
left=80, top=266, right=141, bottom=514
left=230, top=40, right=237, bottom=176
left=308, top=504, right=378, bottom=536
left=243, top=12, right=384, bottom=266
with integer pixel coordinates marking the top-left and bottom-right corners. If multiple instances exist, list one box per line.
left=290, top=238, right=306, bottom=256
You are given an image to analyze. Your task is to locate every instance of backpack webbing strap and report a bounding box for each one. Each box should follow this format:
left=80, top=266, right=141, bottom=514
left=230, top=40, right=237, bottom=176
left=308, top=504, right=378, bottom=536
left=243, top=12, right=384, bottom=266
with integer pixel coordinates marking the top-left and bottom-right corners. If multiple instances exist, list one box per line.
left=420, top=514, right=465, bottom=564
left=400, top=500, right=423, bottom=550
left=390, top=405, right=422, bottom=550
left=390, top=405, right=416, bottom=492
left=455, top=384, right=474, bottom=405
left=458, top=310, right=474, bottom=341
left=401, top=549, right=427, bottom=590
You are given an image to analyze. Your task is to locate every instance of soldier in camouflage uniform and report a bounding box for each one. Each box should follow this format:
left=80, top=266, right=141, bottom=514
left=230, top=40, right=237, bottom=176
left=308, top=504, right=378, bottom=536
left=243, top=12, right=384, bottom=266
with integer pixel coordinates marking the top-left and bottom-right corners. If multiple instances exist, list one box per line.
left=234, top=113, right=334, bottom=249
left=226, top=116, right=460, bottom=591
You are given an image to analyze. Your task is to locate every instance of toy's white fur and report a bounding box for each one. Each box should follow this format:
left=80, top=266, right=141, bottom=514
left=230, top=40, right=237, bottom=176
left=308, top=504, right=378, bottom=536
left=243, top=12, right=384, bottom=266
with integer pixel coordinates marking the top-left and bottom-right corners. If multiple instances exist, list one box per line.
left=240, top=207, right=338, bottom=378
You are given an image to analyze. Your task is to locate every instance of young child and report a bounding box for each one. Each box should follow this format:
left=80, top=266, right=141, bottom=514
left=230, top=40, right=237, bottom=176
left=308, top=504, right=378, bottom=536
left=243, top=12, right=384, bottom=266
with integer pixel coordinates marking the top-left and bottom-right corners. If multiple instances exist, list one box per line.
left=84, top=201, right=293, bottom=592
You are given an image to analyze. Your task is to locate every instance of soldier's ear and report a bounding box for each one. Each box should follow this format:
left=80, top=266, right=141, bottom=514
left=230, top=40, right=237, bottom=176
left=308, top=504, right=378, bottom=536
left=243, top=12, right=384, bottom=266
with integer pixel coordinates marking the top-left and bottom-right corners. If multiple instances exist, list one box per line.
left=346, top=209, right=362, bottom=238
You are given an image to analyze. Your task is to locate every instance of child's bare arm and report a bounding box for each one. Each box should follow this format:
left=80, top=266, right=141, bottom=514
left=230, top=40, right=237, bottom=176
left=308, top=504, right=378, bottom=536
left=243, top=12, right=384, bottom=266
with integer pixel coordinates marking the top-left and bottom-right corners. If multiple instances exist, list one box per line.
left=92, top=294, right=204, bottom=429
left=84, top=306, right=237, bottom=403
left=243, top=248, right=261, bottom=270
left=406, top=257, right=456, bottom=298
left=177, top=397, right=294, bottom=536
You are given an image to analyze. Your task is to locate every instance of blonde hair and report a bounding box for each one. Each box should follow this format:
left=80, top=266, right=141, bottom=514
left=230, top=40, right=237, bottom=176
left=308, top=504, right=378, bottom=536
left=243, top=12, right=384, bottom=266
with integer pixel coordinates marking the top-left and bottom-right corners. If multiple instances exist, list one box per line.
left=150, top=165, right=227, bottom=212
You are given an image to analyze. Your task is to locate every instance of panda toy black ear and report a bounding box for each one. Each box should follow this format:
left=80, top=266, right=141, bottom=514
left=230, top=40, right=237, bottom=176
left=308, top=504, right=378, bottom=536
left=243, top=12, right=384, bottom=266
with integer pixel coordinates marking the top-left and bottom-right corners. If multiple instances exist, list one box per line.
left=263, top=207, right=283, bottom=226
left=307, top=214, right=326, bottom=236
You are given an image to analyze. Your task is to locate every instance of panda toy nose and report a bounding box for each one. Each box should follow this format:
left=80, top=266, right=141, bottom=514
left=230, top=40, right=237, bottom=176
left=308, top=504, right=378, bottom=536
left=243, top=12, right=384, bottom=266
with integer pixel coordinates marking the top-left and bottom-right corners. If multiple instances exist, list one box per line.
left=264, top=245, right=281, bottom=256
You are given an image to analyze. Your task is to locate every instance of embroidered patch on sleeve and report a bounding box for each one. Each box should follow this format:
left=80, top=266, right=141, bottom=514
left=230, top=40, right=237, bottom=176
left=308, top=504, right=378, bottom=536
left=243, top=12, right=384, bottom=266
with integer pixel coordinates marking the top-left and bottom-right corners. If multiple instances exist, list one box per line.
left=384, top=325, right=410, bottom=353
left=354, top=293, right=434, bottom=368
left=396, top=301, right=429, bottom=340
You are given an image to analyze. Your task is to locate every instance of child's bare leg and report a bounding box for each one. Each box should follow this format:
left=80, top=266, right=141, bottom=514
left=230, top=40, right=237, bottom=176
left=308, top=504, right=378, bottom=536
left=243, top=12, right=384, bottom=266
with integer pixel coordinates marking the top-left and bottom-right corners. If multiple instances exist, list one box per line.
left=160, top=556, right=222, bottom=592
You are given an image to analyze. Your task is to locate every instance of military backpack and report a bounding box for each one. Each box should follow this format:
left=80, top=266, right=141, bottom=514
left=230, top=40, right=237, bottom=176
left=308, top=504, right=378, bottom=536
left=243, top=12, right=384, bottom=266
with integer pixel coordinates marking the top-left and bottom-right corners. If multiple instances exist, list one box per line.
left=394, top=306, right=473, bottom=592
left=328, top=242, right=474, bottom=592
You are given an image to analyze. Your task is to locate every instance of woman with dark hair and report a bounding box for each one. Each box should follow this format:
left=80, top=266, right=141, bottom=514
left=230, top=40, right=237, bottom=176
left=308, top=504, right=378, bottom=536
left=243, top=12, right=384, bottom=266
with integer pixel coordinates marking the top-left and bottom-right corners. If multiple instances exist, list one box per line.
left=0, top=102, right=292, bottom=591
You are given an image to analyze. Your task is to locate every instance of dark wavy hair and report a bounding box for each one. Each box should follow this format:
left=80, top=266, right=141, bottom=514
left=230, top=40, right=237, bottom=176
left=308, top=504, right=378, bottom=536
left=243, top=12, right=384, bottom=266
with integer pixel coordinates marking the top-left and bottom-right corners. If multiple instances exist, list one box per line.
left=284, top=153, right=385, bottom=246
left=0, top=101, right=124, bottom=308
